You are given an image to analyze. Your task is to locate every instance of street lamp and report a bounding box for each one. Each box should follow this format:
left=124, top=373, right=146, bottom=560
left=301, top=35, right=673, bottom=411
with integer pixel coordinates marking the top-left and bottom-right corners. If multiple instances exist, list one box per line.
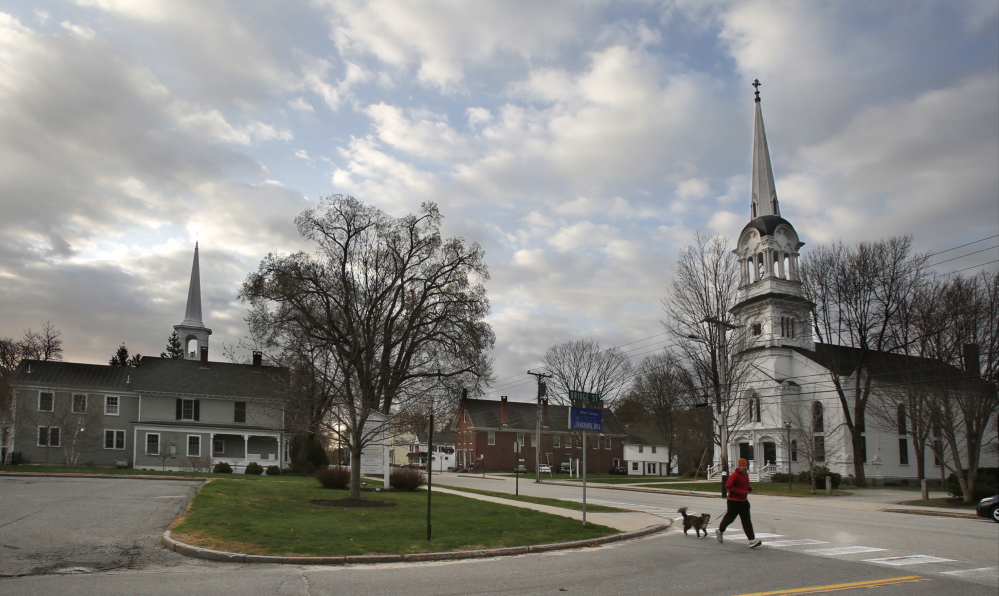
left=784, top=421, right=792, bottom=491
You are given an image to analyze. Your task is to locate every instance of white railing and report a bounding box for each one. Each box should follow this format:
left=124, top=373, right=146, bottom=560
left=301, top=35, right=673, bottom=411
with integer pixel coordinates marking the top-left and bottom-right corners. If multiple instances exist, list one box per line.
left=707, top=464, right=721, bottom=479
left=759, top=462, right=778, bottom=481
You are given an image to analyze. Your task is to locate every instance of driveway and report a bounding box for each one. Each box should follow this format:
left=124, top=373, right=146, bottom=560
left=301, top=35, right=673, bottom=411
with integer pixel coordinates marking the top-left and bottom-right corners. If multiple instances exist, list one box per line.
left=0, top=475, right=202, bottom=577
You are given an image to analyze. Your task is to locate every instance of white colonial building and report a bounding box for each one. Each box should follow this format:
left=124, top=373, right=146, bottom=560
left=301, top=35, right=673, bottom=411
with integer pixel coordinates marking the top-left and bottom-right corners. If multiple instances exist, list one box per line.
left=713, top=85, right=997, bottom=484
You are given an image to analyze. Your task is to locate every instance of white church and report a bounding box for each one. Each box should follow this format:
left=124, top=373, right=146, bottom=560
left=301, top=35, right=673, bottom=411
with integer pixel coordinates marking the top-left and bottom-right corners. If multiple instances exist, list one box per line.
left=712, top=83, right=997, bottom=485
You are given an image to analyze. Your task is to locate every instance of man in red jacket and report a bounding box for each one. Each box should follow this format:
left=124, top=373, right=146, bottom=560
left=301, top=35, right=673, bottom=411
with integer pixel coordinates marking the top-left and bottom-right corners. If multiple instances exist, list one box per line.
left=715, top=458, right=761, bottom=547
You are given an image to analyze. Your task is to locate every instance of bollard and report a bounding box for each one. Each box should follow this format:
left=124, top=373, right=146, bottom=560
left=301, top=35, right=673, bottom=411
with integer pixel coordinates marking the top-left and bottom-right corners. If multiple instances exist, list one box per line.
left=921, top=478, right=928, bottom=501
left=825, top=475, right=832, bottom=496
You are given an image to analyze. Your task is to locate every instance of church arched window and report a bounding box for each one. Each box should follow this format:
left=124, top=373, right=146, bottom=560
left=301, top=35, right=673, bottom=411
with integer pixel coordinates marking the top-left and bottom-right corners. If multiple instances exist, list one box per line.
left=754, top=394, right=761, bottom=422
left=757, top=259, right=765, bottom=280
left=812, top=401, right=824, bottom=432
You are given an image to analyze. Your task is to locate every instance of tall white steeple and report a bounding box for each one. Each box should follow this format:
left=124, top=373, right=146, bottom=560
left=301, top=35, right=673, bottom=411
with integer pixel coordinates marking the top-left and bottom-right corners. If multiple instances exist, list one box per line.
left=730, top=80, right=813, bottom=352
left=173, top=242, right=212, bottom=360
left=751, top=79, right=780, bottom=219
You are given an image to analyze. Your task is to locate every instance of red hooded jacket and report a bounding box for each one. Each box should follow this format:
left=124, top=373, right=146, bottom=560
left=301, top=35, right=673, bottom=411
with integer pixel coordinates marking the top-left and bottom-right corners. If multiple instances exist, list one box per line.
left=725, top=468, right=751, bottom=501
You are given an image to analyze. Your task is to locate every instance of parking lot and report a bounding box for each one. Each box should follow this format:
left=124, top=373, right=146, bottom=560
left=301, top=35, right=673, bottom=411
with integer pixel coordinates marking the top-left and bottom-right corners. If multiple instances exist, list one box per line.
left=0, top=475, right=201, bottom=577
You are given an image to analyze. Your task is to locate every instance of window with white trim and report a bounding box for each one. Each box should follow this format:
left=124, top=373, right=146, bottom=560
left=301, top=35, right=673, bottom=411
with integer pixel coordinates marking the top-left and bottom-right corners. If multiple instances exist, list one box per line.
left=553, top=435, right=560, bottom=448
left=487, top=431, right=495, bottom=445
left=105, top=396, right=119, bottom=416
left=651, top=446, right=657, bottom=454
left=38, top=426, right=60, bottom=447
left=146, top=433, right=160, bottom=455
left=104, top=429, right=125, bottom=450
left=177, top=399, right=199, bottom=421
left=38, top=392, right=54, bottom=412
left=72, top=394, right=87, bottom=413
left=187, top=435, right=201, bottom=457
left=517, top=433, right=525, bottom=448
left=638, top=445, right=644, bottom=453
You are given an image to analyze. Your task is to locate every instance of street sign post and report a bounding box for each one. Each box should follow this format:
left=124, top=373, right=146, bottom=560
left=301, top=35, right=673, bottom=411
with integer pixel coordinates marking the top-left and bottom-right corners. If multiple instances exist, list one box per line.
left=568, top=390, right=602, bottom=526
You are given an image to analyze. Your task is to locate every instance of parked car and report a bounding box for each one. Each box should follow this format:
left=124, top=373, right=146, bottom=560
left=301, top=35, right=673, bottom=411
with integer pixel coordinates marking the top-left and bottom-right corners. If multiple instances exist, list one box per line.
left=608, top=466, right=627, bottom=475
left=514, top=464, right=527, bottom=473
left=558, top=462, right=571, bottom=474
left=976, top=494, right=999, bottom=522
left=539, top=464, right=551, bottom=474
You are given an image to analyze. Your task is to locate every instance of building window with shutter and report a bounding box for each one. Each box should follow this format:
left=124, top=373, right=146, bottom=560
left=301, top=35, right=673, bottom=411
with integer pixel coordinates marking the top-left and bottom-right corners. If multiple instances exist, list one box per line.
left=177, top=399, right=199, bottom=421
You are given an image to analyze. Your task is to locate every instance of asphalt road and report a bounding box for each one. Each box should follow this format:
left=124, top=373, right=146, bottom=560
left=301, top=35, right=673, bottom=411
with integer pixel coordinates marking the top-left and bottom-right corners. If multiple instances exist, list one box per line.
left=0, top=473, right=995, bottom=595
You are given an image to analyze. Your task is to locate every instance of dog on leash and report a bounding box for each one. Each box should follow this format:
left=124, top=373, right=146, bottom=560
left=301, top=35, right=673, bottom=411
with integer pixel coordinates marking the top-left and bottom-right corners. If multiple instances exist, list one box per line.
left=677, top=506, right=711, bottom=538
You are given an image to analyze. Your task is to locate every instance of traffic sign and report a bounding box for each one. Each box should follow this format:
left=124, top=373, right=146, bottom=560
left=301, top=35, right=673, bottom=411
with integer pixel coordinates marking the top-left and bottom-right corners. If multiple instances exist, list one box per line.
left=570, top=407, right=603, bottom=432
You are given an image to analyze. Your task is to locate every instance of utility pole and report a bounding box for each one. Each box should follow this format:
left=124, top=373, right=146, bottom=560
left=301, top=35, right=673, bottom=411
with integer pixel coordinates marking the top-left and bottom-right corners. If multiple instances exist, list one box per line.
left=704, top=316, right=737, bottom=497
left=527, top=370, right=551, bottom=483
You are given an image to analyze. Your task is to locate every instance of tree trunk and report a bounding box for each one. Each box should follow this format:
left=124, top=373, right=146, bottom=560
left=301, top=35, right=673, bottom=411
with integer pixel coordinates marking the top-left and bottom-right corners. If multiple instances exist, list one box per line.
left=850, top=429, right=867, bottom=487
left=349, top=442, right=363, bottom=500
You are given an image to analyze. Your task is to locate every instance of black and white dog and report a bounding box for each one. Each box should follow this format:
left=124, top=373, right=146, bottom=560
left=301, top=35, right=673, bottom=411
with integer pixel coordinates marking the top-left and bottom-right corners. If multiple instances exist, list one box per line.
left=677, top=506, right=711, bottom=538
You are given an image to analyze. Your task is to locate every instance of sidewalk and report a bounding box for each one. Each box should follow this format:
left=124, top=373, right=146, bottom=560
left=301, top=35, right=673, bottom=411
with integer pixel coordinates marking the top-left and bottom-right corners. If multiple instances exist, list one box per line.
left=514, top=475, right=979, bottom=519
left=430, top=485, right=671, bottom=532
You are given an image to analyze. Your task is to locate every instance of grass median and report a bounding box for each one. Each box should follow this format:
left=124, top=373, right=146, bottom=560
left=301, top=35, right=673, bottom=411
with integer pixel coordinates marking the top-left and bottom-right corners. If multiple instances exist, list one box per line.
left=169, top=477, right=619, bottom=557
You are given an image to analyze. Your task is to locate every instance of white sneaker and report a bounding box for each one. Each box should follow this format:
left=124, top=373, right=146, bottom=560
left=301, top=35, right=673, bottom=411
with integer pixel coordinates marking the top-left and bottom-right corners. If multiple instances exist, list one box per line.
left=749, top=539, right=761, bottom=548
left=715, top=528, right=723, bottom=543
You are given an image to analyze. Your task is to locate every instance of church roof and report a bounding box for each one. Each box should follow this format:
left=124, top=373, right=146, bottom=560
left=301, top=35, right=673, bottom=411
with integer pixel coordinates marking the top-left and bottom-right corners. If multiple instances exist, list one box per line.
left=787, top=344, right=992, bottom=389
left=739, top=214, right=798, bottom=240
left=179, top=242, right=209, bottom=330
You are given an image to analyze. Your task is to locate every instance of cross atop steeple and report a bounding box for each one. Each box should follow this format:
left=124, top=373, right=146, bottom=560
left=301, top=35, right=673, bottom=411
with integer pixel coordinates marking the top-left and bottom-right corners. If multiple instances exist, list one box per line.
left=752, top=78, right=762, bottom=102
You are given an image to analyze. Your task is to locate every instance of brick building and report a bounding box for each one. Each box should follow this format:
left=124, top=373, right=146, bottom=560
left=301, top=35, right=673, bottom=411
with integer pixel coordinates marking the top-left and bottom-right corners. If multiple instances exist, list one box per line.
left=451, top=396, right=626, bottom=473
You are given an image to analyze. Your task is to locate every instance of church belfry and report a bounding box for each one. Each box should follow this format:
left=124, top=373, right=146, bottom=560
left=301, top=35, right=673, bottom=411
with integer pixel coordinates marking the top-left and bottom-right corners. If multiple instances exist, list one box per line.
left=730, top=80, right=813, bottom=352
left=173, top=242, right=212, bottom=360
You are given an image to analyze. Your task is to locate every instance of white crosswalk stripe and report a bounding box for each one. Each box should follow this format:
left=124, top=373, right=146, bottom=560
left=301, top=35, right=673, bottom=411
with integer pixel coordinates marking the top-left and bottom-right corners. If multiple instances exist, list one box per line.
left=864, top=555, right=957, bottom=566
left=805, top=546, right=886, bottom=556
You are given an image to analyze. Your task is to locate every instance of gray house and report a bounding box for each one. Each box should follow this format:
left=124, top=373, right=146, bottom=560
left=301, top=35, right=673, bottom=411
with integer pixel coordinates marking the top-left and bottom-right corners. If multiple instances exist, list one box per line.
left=6, top=244, right=290, bottom=471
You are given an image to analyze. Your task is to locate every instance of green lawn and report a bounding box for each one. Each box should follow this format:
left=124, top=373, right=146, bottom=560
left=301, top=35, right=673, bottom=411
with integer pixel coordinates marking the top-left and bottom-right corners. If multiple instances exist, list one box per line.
left=171, top=478, right=618, bottom=556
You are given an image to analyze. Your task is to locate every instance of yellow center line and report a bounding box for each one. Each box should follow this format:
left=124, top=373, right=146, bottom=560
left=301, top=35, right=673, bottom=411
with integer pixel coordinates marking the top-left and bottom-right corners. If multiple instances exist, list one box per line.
left=731, top=575, right=931, bottom=596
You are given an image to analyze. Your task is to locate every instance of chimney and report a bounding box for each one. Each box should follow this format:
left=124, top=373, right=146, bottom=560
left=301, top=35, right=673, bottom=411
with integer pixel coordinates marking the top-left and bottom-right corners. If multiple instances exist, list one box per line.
left=500, top=396, right=508, bottom=426
left=200, top=345, right=209, bottom=366
left=542, top=398, right=549, bottom=427
left=252, top=351, right=263, bottom=370
left=963, top=344, right=980, bottom=378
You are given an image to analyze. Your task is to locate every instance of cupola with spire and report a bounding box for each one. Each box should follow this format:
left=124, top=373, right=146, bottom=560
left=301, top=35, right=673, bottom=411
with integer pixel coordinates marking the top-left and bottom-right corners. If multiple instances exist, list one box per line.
left=730, top=80, right=813, bottom=351
left=173, top=242, right=212, bottom=360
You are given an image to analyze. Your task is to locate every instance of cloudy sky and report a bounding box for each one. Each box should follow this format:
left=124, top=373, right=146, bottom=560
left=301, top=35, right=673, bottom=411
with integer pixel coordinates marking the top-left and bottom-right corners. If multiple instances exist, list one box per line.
left=2, top=1, right=997, bottom=400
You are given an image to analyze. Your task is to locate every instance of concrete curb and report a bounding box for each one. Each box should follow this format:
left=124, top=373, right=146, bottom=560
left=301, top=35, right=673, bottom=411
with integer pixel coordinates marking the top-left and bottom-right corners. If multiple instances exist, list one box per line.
left=162, top=524, right=668, bottom=566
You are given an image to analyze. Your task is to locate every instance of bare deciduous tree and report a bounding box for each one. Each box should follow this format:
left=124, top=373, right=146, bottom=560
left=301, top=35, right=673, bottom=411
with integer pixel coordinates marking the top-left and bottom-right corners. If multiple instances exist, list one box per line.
left=623, top=352, right=696, bottom=475
left=1, top=322, right=63, bottom=463
left=240, top=196, right=494, bottom=499
left=661, top=232, right=755, bottom=473
left=800, top=236, right=931, bottom=486
left=540, top=338, right=631, bottom=408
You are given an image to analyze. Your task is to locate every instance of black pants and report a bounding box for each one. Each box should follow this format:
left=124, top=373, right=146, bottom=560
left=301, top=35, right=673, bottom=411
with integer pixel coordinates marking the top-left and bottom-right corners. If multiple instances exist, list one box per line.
left=718, top=499, right=755, bottom=540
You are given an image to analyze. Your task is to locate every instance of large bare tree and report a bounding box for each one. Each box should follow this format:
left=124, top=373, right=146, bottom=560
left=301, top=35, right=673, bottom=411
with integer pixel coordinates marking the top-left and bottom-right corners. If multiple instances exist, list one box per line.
left=800, top=236, right=931, bottom=486
left=540, top=338, right=631, bottom=408
left=661, top=232, right=754, bottom=474
left=240, top=196, right=494, bottom=498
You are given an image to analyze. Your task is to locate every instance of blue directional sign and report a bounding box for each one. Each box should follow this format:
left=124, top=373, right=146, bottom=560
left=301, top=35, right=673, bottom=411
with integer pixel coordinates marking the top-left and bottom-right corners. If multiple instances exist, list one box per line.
left=570, top=407, right=603, bottom=432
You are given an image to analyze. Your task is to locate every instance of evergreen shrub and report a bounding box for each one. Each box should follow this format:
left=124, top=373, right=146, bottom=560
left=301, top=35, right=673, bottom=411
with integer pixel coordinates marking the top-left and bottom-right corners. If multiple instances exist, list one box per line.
left=315, top=465, right=351, bottom=489
left=212, top=462, right=233, bottom=473
left=245, top=461, right=264, bottom=475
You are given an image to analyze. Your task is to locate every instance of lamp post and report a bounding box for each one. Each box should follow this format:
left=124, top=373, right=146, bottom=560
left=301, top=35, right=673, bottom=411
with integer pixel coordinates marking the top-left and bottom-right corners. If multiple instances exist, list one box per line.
left=784, top=421, right=792, bottom=492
